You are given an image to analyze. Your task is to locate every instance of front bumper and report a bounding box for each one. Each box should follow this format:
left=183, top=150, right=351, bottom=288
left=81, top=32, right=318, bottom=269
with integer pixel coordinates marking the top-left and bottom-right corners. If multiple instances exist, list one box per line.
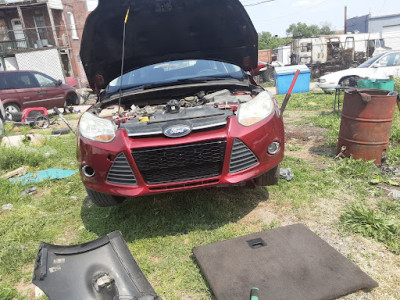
left=317, top=82, right=337, bottom=91
left=77, top=113, right=284, bottom=197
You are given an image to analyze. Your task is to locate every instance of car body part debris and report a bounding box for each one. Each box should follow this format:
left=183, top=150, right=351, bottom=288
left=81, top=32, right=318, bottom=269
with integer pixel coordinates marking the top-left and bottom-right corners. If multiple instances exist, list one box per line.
left=32, top=231, right=160, bottom=300
left=279, top=168, right=294, bottom=181
left=9, top=169, right=77, bottom=185
left=193, top=224, right=378, bottom=300
left=21, top=187, right=37, bottom=196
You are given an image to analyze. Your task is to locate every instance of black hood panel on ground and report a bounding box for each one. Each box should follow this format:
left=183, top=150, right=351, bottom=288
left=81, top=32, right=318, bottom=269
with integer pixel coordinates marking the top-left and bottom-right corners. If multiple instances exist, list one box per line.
left=80, top=0, right=258, bottom=90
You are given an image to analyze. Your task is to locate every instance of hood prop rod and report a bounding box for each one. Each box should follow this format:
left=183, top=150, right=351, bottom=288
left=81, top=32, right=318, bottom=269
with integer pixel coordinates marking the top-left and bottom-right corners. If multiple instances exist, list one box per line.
left=117, top=7, right=131, bottom=122
left=280, top=69, right=300, bottom=114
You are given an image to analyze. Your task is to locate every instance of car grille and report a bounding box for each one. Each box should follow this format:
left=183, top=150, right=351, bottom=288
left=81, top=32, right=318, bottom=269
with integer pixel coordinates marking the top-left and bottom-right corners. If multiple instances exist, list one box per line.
left=229, top=139, right=258, bottom=173
left=132, top=140, right=226, bottom=184
left=106, top=153, right=137, bottom=186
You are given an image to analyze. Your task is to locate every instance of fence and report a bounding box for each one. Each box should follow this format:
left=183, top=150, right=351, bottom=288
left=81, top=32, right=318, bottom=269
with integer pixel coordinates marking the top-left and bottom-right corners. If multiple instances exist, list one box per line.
left=0, top=26, right=71, bottom=54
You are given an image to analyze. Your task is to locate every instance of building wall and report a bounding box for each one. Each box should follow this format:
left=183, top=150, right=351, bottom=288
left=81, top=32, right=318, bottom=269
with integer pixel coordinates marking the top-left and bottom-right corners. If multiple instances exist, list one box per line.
left=369, top=14, right=400, bottom=33
left=62, top=0, right=89, bottom=86
left=347, top=13, right=400, bottom=35
left=20, top=5, right=56, bottom=47
left=346, top=14, right=369, bottom=33
left=15, top=48, right=64, bottom=81
left=382, top=25, right=400, bottom=50
left=258, top=49, right=272, bottom=63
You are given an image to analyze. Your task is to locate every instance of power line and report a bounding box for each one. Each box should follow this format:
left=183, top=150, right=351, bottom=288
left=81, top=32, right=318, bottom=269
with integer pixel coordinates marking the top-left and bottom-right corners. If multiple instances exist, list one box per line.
left=243, top=0, right=275, bottom=7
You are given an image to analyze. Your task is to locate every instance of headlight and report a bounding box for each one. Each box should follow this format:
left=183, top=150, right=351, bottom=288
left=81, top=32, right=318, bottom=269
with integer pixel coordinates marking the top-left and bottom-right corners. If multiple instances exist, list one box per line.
left=237, top=91, right=274, bottom=126
left=78, top=112, right=116, bottom=142
left=319, top=78, right=326, bottom=83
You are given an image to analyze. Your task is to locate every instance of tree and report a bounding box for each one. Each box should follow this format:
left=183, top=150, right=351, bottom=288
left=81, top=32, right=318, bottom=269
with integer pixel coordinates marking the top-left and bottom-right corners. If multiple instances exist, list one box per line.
left=319, top=25, right=334, bottom=35
left=286, top=22, right=333, bottom=38
left=258, top=31, right=291, bottom=50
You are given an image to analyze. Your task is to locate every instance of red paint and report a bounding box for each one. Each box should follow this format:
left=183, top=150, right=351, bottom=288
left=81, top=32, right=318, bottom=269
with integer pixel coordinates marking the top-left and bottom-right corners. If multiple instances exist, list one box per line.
left=77, top=105, right=285, bottom=198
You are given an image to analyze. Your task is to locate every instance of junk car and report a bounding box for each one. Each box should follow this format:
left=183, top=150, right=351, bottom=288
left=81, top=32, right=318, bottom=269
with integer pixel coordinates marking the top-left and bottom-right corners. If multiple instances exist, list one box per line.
left=77, top=0, right=285, bottom=206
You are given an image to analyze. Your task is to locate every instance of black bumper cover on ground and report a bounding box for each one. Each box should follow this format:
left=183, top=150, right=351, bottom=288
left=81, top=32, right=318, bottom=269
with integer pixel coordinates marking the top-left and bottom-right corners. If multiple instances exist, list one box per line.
left=32, top=231, right=160, bottom=300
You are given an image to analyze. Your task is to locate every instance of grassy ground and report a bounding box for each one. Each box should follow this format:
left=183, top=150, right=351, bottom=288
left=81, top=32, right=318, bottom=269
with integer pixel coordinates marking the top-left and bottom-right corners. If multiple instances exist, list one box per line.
left=1, top=86, right=400, bottom=299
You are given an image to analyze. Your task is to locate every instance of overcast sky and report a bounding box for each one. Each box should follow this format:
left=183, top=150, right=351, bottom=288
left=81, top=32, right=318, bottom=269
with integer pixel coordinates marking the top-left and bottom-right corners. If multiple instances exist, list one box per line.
left=86, top=0, right=400, bottom=36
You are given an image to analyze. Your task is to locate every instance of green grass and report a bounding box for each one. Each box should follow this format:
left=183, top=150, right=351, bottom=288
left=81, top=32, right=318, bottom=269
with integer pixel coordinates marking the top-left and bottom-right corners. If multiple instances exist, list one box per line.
left=275, top=90, right=334, bottom=111
left=0, top=285, right=19, bottom=300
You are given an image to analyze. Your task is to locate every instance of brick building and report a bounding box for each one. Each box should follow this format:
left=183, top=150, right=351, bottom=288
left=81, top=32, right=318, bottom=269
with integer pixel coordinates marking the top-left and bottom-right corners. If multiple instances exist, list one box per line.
left=0, top=0, right=89, bottom=87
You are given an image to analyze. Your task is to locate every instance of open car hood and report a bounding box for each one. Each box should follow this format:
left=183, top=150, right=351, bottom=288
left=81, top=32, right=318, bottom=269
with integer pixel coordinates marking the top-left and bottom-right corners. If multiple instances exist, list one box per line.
left=80, top=0, right=258, bottom=91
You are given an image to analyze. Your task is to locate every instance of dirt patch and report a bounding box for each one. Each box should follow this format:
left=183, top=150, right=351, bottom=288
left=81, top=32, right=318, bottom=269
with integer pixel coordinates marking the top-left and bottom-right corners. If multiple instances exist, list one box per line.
left=284, top=123, right=335, bottom=164
left=15, top=264, right=35, bottom=299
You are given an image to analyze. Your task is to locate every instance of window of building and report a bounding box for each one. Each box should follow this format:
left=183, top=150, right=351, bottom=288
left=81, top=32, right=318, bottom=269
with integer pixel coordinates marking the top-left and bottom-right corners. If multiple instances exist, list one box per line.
left=67, top=12, right=79, bottom=40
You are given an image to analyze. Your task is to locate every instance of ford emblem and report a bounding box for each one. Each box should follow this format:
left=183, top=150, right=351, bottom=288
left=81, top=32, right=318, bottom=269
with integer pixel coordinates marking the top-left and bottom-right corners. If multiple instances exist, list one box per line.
left=164, top=124, right=191, bottom=138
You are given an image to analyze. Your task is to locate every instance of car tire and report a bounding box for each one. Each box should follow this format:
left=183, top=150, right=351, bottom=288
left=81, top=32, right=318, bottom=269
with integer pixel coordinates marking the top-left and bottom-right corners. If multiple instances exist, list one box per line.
left=254, top=165, right=280, bottom=186
left=261, top=69, right=274, bottom=82
left=4, top=103, right=20, bottom=120
left=339, top=76, right=359, bottom=88
left=85, top=187, right=126, bottom=207
left=66, top=93, right=79, bottom=106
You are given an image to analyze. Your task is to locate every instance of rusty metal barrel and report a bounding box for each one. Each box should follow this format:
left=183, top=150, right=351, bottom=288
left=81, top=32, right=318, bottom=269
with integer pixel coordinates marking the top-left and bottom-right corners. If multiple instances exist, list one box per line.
left=337, top=89, right=398, bottom=164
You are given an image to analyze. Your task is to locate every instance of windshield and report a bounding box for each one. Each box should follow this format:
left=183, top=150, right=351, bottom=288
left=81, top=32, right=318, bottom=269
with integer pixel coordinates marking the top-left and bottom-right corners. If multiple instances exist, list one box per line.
left=358, top=53, right=385, bottom=68
left=107, top=60, right=245, bottom=94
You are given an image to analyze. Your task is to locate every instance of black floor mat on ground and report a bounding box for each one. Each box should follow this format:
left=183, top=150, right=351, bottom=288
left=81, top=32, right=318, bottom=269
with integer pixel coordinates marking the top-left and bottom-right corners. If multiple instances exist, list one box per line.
left=193, top=224, right=378, bottom=300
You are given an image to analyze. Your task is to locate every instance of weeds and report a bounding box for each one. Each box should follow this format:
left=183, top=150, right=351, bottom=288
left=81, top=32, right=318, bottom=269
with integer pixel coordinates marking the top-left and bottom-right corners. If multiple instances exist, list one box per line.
left=0, top=146, right=44, bottom=170
left=340, top=202, right=400, bottom=254
left=333, top=157, right=379, bottom=181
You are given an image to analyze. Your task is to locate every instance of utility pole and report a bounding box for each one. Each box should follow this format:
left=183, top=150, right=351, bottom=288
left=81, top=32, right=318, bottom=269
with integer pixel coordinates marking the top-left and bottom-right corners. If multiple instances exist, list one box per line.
left=344, top=6, right=347, bottom=33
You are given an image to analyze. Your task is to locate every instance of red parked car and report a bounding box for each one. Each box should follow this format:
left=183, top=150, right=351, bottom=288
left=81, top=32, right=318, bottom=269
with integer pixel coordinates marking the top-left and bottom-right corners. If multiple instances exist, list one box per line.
left=77, top=0, right=285, bottom=206
left=0, top=70, right=79, bottom=117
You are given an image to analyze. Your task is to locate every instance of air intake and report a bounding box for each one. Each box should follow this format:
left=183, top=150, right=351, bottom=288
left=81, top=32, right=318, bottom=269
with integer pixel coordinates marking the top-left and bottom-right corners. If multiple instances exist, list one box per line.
left=106, top=153, right=137, bottom=186
left=229, top=139, right=258, bottom=173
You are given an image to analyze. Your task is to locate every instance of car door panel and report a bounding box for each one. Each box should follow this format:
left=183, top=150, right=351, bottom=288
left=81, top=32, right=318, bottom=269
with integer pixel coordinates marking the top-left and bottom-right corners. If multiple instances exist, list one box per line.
left=13, top=72, right=42, bottom=110
left=33, top=72, right=65, bottom=109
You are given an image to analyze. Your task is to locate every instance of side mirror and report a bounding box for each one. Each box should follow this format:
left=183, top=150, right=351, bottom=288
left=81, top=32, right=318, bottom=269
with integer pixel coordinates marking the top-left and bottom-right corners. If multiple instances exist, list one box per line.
left=56, top=79, right=62, bottom=86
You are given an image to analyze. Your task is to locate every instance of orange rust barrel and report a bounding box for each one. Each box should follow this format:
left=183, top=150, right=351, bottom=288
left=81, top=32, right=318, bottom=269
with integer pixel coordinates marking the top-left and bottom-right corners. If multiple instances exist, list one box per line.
left=337, top=89, right=398, bottom=164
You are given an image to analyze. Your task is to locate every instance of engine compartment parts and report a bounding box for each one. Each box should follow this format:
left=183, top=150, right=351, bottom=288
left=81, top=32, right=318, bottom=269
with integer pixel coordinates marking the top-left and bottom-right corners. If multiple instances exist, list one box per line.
left=32, top=231, right=160, bottom=300
left=165, top=99, right=181, bottom=113
left=96, top=89, right=254, bottom=126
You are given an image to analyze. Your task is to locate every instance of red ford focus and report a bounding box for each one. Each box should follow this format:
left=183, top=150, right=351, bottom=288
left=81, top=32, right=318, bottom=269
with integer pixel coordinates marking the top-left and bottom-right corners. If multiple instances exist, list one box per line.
left=77, top=0, right=285, bottom=206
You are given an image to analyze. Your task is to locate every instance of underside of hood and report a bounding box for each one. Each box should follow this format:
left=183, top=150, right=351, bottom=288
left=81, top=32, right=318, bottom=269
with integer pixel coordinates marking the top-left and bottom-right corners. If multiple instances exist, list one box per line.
left=80, top=0, right=258, bottom=91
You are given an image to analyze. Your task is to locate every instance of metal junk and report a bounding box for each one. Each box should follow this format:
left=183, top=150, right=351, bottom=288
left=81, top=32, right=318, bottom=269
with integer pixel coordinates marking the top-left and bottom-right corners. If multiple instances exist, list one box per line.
left=337, top=89, right=398, bottom=164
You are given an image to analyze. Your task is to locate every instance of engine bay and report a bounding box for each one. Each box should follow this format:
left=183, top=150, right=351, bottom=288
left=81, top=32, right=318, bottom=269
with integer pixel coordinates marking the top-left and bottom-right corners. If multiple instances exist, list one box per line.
left=92, top=88, right=260, bottom=128
left=88, top=88, right=263, bottom=137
